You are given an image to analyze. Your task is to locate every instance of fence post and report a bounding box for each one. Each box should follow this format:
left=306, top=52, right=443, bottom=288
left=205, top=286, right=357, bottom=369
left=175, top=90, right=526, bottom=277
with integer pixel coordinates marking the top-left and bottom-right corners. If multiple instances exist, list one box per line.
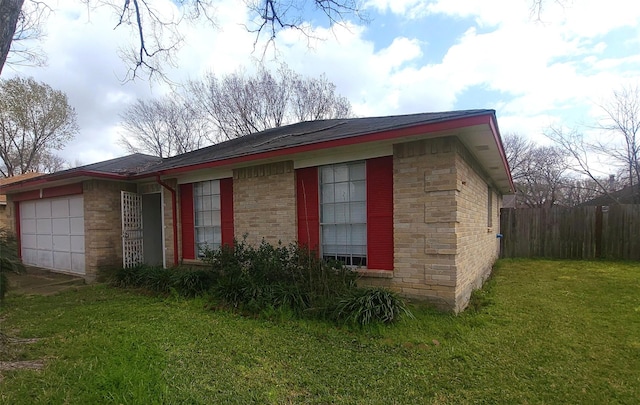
left=595, top=205, right=603, bottom=259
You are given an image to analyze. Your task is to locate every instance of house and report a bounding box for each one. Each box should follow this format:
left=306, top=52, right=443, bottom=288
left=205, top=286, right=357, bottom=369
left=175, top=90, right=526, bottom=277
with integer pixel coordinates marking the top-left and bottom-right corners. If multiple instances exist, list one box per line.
left=0, top=172, right=44, bottom=229
left=578, top=184, right=640, bottom=206
left=0, top=110, right=514, bottom=311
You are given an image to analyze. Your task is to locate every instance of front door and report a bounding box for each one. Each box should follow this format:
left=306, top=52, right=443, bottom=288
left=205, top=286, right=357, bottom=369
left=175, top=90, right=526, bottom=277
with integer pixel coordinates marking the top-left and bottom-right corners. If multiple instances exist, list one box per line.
left=121, top=191, right=143, bottom=268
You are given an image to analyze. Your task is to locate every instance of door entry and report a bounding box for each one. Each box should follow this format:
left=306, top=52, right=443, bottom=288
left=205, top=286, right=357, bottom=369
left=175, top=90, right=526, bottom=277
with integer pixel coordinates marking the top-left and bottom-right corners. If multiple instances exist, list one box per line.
left=121, top=191, right=144, bottom=268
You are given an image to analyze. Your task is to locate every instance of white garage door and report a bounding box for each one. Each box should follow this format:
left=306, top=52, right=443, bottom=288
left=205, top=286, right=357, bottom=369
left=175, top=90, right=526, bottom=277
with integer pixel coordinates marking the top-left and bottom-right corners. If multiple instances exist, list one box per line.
left=20, top=195, right=85, bottom=275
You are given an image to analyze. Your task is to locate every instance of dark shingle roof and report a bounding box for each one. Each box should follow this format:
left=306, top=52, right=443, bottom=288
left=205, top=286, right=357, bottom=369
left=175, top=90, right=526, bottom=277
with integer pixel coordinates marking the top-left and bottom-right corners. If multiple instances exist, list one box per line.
left=145, top=109, right=493, bottom=173
left=1, top=110, right=502, bottom=193
left=579, top=184, right=640, bottom=206
left=72, top=153, right=162, bottom=174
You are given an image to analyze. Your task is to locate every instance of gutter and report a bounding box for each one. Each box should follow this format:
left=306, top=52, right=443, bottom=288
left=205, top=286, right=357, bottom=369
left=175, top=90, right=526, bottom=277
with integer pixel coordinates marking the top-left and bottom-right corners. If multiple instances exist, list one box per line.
left=155, top=175, right=179, bottom=267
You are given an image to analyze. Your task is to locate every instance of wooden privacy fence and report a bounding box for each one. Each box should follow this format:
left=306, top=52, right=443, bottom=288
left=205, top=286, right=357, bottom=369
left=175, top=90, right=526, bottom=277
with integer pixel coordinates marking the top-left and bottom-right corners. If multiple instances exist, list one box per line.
left=500, top=205, right=640, bottom=260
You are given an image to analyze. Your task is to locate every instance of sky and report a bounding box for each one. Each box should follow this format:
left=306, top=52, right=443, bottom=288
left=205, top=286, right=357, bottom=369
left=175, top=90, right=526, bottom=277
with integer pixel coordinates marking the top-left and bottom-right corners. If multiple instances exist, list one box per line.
left=4, top=0, right=640, bottom=167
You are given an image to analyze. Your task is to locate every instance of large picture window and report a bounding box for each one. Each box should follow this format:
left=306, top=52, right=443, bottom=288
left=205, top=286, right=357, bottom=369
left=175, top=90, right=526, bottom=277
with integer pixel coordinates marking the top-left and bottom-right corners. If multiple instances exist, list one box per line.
left=320, top=161, right=367, bottom=266
left=194, top=180, right=221, bottom=257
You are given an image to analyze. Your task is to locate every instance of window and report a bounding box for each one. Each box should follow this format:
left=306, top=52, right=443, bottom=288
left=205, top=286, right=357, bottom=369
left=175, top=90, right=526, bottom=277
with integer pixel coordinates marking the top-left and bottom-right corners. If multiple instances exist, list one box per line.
left=320, top=161, right=367, bottom=266
left=487, top=185, right=493, bottom=228
left=194, top=180, right=221, bottom=257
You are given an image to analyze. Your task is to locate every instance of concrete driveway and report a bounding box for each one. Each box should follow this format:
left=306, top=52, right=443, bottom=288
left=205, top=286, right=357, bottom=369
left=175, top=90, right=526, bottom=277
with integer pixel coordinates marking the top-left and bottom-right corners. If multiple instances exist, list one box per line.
left=4, top=267, right=86, bottom=296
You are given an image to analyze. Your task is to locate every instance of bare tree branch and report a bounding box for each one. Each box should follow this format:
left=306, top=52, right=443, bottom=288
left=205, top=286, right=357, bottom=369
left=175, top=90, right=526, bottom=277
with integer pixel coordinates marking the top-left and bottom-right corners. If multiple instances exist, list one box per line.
left=189, top=63, right=353, bottom=141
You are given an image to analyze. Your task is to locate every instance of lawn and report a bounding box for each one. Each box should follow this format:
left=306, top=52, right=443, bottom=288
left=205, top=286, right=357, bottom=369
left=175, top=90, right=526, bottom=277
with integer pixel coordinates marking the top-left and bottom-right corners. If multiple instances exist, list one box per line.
left=1, top=259, right=639, bottom=404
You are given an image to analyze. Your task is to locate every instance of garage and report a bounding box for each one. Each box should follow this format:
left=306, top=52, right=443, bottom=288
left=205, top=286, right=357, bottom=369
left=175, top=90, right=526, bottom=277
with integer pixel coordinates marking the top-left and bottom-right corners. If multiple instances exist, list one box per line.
left=19, top=195, right=85, bottom=275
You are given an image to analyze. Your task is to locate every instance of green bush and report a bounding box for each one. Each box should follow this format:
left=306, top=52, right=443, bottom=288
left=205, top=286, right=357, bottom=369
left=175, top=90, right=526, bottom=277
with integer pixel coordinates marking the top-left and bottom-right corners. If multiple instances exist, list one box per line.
left=334, top=287, right=414, bottom=326
left=0, top=228, right=25, bottom=301
left=172, top=268, right=214, bottom=297
left=202, top=238, right=357, bottom=317
left=113, top=265, right=215, bottom=297
left=111, top=239, right=412, bottom=326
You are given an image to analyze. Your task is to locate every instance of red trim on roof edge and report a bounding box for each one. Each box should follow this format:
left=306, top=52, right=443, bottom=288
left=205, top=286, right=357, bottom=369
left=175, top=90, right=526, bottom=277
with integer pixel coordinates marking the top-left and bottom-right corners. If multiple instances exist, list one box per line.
left=488, top=114, right=515, bottom=192
left=3, top=112, right=514, bottom=193
left=1, top=171, right=127, bottom=193
left=155, top=115, right=493, bottom=176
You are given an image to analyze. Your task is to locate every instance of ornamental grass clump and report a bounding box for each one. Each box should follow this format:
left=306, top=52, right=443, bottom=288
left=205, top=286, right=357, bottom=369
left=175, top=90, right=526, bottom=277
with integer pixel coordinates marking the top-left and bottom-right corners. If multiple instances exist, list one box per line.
left=334, top=287, right=414, bottom=326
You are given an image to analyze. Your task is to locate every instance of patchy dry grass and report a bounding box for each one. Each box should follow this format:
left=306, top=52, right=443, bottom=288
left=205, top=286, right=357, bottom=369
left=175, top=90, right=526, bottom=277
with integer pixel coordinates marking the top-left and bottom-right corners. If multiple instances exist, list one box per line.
left=0, top=259, right=638, bottom=404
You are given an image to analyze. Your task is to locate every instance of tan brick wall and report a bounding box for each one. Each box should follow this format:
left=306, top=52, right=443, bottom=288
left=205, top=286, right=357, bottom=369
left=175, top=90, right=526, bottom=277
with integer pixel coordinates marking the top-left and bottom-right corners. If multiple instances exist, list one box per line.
left=84, top=180, right=136, bottom=280
left=385, top=137, right=502, bottom=312
left=390, top=138, right=459, bottom=309
left=160, top=179, right=177, bottom=266
left=233, top=161, right=297, bottom=247
left=0, top=204, right=11, bottom=231
left=454, top=147, right=501, bottom=311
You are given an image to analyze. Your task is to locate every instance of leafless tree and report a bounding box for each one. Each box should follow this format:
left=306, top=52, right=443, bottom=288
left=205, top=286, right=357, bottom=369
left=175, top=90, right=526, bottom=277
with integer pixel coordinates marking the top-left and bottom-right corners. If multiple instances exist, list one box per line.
left=595, top=85, right=640, bottom=189
left=503, top=133, right=572, bottom=207
left=1, top=0, right=366, bottom=80
left=35, top=151, right=68, bottom=173
left=545, top=85, right=640, bottom=204
left=119, top=94, right=210, bottom=158
left=0, top=76, right=78, bottom=176
left=190, top=63, right=353, bottom=141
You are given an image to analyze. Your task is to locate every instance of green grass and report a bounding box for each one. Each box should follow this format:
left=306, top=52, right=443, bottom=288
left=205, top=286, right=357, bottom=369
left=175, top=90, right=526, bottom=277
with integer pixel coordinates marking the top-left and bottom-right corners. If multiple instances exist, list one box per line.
left=1, top=259, right=639, bottom=404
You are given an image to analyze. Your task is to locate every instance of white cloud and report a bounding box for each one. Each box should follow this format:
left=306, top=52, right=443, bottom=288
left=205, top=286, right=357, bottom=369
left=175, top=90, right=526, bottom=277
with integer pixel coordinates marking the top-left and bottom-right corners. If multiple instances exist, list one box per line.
left=4, top=0, right=640, bottom=167
left=364, top=0, right=431, bottom=18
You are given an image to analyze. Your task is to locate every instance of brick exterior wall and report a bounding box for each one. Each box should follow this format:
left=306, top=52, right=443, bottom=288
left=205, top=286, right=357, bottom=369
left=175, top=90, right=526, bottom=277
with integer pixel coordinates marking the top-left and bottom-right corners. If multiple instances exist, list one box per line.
left=454, top=145, right=501, bottom=311
left=0, top=205, right=11, bottom=231
left=84, top=180, right=136, bottom=280
left=160, top=179, right=177, bottom=266
left=390, top=138, right=459, bottom=309
left=370, top=137, right=501, bottom=312
left=233, top=161, right=297, bottom=247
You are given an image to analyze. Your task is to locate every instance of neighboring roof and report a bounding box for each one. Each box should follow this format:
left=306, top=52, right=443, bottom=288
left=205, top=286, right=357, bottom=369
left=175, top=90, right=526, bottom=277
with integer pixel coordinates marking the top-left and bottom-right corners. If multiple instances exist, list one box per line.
left=148, top=110, right=494, bottom=174
left=0, top=110, right=514, bottom=194
left=579, top=184, right=640, bottom=206
left=0, top=172, right=44, bottom=204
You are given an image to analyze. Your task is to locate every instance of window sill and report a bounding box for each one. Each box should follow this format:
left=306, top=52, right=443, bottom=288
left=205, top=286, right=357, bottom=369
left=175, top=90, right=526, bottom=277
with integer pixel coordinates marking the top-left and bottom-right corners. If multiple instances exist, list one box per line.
left=356, top=269, right=394, bottom=278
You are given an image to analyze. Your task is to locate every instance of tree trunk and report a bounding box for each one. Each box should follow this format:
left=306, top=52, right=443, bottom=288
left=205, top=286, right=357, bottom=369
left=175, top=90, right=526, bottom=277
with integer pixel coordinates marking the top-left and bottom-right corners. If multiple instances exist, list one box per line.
left=0, top=0, right=25, bottom=76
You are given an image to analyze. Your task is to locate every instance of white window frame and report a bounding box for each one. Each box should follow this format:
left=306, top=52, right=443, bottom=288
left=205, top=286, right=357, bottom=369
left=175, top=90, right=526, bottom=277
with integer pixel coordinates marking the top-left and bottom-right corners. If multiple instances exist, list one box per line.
left=193, top=180, right=221, bottom=257
left=319, top=161, right=367, bottom=267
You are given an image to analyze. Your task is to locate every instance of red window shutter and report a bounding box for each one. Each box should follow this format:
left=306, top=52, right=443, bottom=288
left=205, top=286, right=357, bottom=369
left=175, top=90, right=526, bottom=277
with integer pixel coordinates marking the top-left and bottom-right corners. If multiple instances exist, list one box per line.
left=220, top=177, right=234, bottom=247
left=367, top=156, right=394, bottom=270
left=296, top=167, right=319, bottom=252
left=179, top=183, right=195, bottom=260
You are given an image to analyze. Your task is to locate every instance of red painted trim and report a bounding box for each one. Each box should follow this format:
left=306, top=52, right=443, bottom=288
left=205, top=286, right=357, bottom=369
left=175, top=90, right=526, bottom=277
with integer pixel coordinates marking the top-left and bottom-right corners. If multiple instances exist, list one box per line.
left=220, top=178, right=234, bottom=247
left=179, top=183, right=195, bottom=260
left=366, top=156, right=394, bottom=270
left=296, top=167, right=320, bottom=252
left=15, top=202, right=21, bottom=259
left=1, top=171, right=127, bottom=193
left=489, top=115, right=515, bottom=192
left=157, top=115, right=493, bottom=176
left=11, top=190, right=40, bottom=202
left=156, top=176, right=179, bottom=267
left=12, top=183, right=83, bottom=202
left=43, top=183, right=83, bottom=199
